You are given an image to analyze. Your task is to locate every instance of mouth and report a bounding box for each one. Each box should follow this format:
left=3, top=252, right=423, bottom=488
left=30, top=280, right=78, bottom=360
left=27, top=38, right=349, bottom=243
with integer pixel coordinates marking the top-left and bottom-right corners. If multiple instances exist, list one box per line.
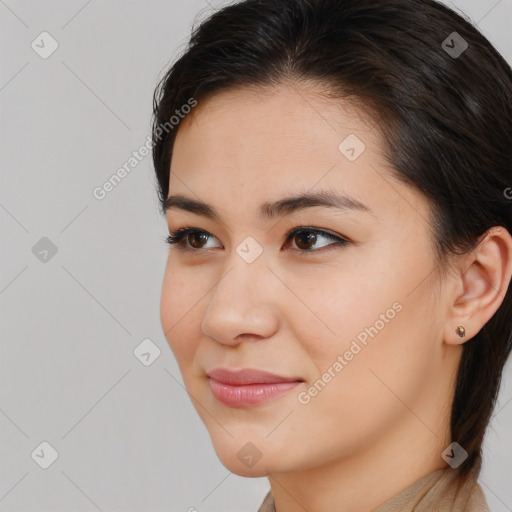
left=206, top=367, right=305, bottom=407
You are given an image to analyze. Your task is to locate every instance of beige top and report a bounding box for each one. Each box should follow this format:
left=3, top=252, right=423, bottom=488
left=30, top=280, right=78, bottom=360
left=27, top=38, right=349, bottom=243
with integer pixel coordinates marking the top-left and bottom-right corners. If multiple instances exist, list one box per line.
left=257, top=467, right=490, bottom=512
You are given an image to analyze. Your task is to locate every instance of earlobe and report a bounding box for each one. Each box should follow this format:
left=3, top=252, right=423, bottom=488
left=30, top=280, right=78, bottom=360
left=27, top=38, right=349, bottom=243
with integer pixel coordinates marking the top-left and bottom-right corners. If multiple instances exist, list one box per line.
left=445, top=226, right=512, bottom=346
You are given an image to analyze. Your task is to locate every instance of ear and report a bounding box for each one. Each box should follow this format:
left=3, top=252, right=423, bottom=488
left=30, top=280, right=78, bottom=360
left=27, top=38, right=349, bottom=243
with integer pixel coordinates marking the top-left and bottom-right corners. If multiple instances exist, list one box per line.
left=444, top=226, right=512, bottom=346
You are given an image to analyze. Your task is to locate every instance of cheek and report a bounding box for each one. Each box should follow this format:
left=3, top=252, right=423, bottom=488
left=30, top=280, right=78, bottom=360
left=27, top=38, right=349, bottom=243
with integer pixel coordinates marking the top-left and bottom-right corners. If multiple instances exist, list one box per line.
left=292, top=257, right=437, bottom=403
left=160, top=261, right=201, bottom=364
left=288, top=265, right=400, bottom=366
left=290, top=307, right=430, bottom=460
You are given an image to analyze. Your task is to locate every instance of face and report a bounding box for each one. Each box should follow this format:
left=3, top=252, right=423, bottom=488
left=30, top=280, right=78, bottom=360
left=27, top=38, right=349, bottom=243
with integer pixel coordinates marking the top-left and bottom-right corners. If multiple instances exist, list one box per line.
left=160, top=82, right=453, bottom=477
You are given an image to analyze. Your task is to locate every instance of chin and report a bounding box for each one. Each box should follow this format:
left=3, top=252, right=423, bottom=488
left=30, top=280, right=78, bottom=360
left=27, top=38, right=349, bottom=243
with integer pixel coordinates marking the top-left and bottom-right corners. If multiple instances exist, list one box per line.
left=208, top=435, right=280, bottom=477
left=221, top=458, right=271, bottom=478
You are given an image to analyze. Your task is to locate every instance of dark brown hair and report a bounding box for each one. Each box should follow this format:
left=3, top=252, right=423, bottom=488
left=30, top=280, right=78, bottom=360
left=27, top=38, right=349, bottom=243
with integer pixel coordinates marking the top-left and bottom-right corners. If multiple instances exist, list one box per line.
left=151, top=0, right=512, bottom=479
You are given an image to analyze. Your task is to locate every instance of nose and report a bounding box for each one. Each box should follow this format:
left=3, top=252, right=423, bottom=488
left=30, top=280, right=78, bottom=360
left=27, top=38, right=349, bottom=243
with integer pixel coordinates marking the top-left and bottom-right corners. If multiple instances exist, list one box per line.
left=201, top=259, right=280, bottom=346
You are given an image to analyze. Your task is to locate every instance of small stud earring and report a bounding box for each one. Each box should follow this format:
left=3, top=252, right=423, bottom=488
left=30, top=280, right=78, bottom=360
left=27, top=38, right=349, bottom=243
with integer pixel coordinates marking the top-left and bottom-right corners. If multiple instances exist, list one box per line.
left=456, top=325, right=466, bottom=338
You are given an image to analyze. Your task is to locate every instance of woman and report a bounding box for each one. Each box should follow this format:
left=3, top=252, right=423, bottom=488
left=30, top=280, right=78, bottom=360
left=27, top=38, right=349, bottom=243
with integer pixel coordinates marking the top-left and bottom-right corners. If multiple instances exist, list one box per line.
left=151, top=0, right=512, bottom=510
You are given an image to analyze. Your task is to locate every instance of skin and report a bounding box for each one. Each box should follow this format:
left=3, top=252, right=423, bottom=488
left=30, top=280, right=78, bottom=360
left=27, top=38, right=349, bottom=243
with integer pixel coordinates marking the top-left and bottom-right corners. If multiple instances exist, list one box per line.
left=160, top=81, right=512, bottom=512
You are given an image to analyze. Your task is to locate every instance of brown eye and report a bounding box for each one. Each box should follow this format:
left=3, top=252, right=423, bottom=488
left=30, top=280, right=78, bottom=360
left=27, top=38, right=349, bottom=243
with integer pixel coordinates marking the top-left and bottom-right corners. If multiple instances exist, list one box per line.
left=165, top=228, right=221, bottom=251
left=287, top=227, right=349, bottom=253
left=166, top=226, right=349, bottom=255
left=293, top=231, right=318, bottom=250
left=188, top=231, right=209, bottom=249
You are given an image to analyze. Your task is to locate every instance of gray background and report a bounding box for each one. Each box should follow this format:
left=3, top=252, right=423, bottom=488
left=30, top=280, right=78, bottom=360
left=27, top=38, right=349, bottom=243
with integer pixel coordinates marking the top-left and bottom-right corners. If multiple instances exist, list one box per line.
left=1, top=1, right=511, bottom=511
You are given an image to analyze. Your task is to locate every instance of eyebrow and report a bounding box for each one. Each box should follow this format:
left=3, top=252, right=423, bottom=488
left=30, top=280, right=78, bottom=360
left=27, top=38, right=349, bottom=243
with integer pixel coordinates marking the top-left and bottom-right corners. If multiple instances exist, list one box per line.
left=164, top=189, right=374, bottom=221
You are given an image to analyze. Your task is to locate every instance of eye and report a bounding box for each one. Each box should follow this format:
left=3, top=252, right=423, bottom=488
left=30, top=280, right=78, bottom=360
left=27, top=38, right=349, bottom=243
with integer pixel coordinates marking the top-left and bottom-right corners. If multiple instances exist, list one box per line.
left=165, top=226, right=350, bottom=255
left=285, top=227, right=349, bottom=254
left=165, top=228, right=220, bottom=250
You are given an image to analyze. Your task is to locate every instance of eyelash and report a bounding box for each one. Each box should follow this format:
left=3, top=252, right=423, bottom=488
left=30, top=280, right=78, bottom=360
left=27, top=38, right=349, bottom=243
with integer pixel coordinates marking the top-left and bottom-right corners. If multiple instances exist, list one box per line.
left=164, top=225, right=350, bottom=256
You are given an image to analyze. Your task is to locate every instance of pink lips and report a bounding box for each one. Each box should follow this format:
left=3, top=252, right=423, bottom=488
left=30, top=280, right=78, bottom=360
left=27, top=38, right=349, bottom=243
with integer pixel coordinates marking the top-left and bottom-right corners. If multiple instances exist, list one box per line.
left=207, top=367, right=303, bottom=407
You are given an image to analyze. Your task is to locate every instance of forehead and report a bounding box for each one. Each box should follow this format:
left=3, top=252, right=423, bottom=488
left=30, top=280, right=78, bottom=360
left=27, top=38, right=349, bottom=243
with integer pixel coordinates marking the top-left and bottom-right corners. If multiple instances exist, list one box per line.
left=168, top=82, right=429, bottom=226
left=172, top=83, right=376, bottom=175
left=174, top=81, right=379, bottom=156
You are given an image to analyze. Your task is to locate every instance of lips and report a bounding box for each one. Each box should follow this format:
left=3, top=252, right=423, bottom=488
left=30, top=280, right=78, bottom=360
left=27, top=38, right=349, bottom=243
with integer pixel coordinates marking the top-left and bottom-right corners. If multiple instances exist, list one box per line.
left=206, top=367, right=304, bottom=407
left=207, top=367, right=304, bottom=385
